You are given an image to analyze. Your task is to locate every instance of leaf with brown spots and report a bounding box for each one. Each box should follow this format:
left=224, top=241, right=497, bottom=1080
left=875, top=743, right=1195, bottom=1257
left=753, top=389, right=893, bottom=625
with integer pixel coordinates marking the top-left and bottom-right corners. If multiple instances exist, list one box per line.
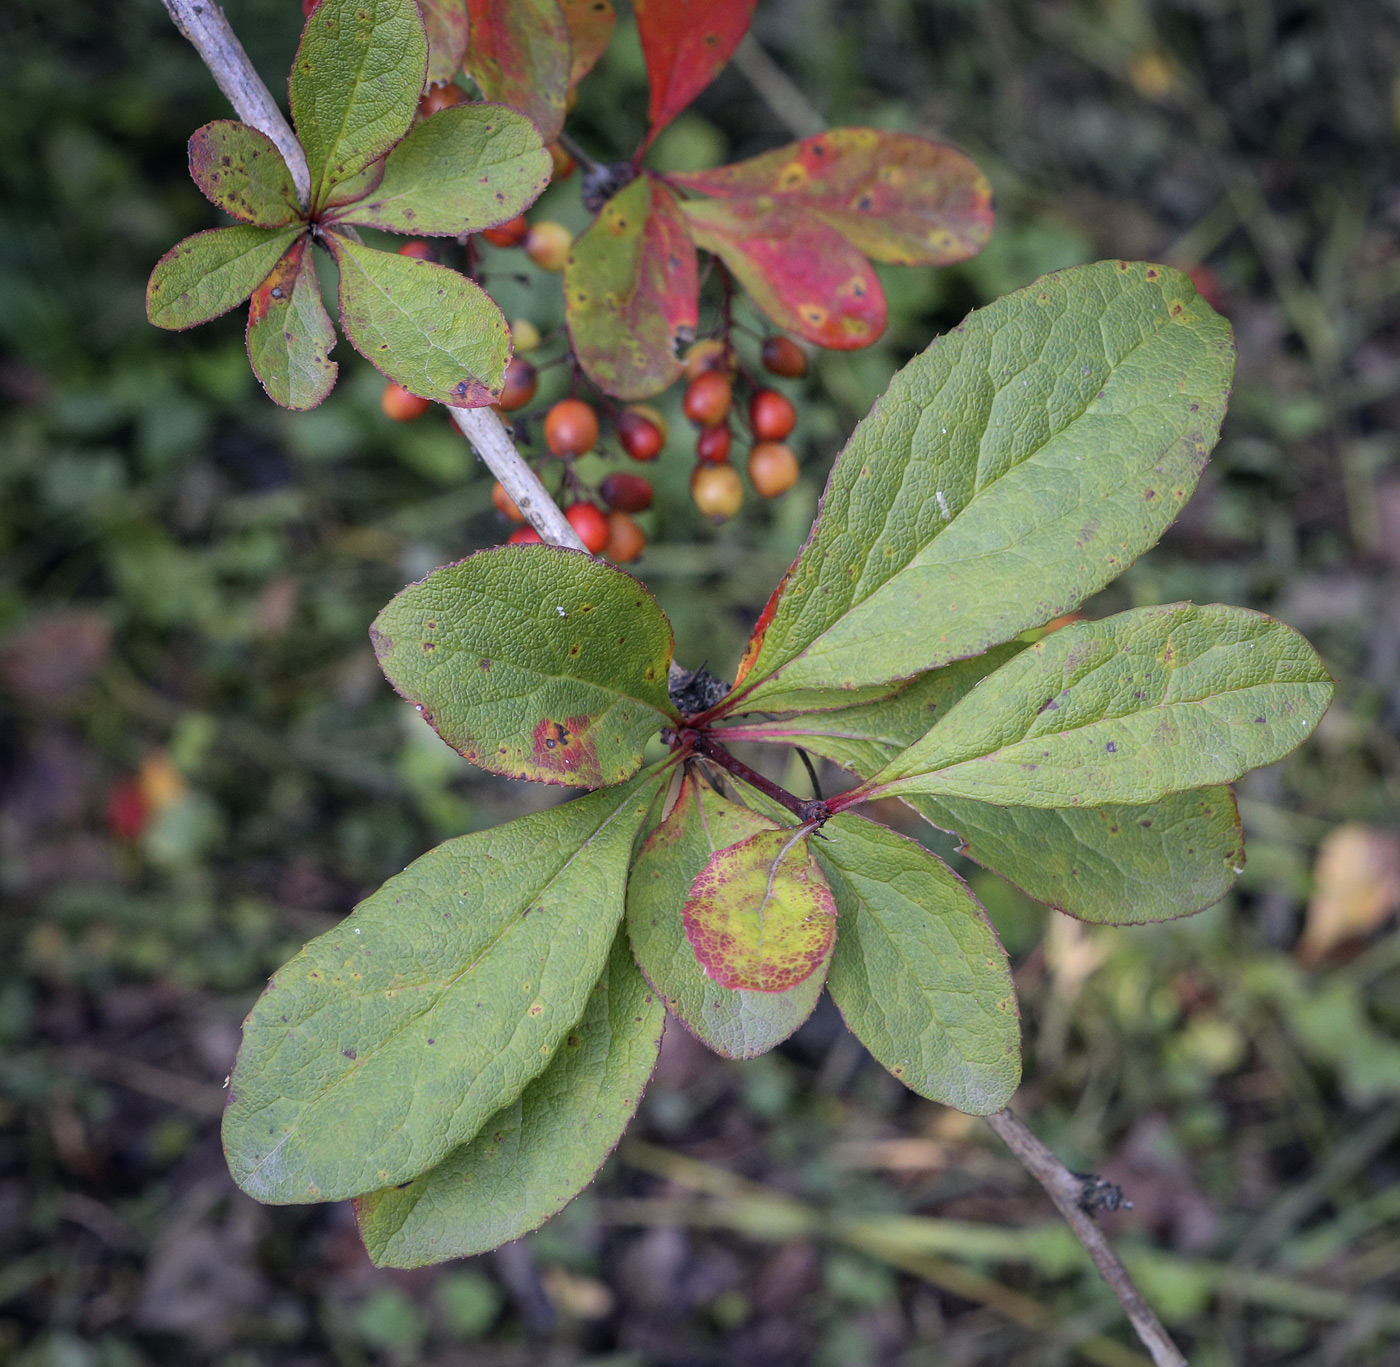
left=464, top=0, right=572, bottom=144
left=560, top=0, right=615, bottom=89
left=416, top=0, right=469, bottom=85
left=670, top=129, right=992, bottom=266
left=681, top=197, right=886, bottom=350
left=635, top=0, right=756, bottom=145
left=188, top=121, right=302, bottom=228
left=566, top=174, right=698, bottom=400
left=682, top=826, right=836, bottom=994
left=246, top=236, right=338, bottom=411
left=372, top=545, right=679, bottom=788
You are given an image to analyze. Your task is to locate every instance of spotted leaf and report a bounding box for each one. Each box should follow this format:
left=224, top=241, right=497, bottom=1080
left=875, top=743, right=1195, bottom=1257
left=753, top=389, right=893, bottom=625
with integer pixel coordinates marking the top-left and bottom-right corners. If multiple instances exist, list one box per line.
left=464, top=0, right=571, bottom=144
left=245, top=237, right=338, bottom=411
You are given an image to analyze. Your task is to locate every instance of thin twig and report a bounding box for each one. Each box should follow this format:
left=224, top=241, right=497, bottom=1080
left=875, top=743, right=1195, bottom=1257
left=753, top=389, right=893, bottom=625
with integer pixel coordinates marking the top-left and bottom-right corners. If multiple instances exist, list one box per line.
left=731, top=34, right=825, bottom=138
left=159, top=0, right=311, bottom=207
left=983, top=1109, right=1188, bottom=1367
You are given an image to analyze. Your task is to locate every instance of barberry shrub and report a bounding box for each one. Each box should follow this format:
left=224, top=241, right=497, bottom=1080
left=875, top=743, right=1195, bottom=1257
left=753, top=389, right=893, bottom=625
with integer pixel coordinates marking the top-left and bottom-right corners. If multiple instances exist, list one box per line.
left=222, top=259, right=1333, bottom=1267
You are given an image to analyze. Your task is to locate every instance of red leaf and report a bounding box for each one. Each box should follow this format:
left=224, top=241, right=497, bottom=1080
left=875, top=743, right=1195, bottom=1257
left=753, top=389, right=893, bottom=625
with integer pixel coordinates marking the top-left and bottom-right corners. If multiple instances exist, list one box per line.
left=634, top=0, right=757, bottom=146
left=565, top=173, right=699, bottom=399
left=670, top=129, right=993, bottom=266
left=559, top=0, right=615, bottom=89
left=681, top=197, right=886, bottom=349
left=464, top=0, right=571, bottom=143
left=417, top=0, right=470, bottom=86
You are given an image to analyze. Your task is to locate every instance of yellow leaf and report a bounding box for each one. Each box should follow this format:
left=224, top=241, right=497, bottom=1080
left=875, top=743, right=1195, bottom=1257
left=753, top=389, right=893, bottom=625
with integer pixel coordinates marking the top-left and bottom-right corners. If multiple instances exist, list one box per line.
left=1300, top=823, right=1400, bottom=963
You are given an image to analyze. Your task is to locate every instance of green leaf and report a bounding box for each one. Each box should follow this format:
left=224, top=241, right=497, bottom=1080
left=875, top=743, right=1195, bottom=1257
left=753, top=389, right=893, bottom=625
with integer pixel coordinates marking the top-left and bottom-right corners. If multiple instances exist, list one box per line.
left=464, top=0, right=571, bottom=145
left=223, top=767, right=667, bottom=1204
left=187, top=121, right=301, bottom=227
left=723, top=261, right=1236, bottom=712
left=329, top=233, right=510, bottom=405
left=566, top=174, right=699, bottom=400
left=817, top=813, right=1020, bottom=1114
left=331, top=103, right=550, bottom=235
left=371, top=545, right=678, bottom=787
left=683, top=826, right=837, bottom=994
left=355, top=926, right=663, bottom=1266
left=246, top=237, right=339, bottom=410
left=147, top=225, right=303, bottom=330
left=730, top=643, right=1244, bottom=923
left=627, top=772, right=827, bottom=1057
left=868, top=603, right=1333, bottom=809
left=291, top=0, right=427, bottom=208
left=417, top=0, right=470, bottom=86
left=681, top=197, right=886, bottom=350
left=669, top=129, right=992, bottom=267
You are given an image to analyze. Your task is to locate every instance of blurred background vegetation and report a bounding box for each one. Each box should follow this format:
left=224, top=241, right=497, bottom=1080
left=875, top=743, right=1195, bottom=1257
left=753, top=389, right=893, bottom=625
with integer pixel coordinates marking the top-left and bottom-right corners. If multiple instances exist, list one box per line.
left=2, top=0, right=1399, bottom=1362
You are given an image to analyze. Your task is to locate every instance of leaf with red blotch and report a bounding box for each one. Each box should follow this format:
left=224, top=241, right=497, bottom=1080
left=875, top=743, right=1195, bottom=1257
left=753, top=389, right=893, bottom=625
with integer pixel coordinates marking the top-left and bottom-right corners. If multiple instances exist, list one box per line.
left=683, top=827, right=838, bottom=993
left=417, top=0, right=469, bottom=86
left=565, top=174, right=698, bottom=400
left=681, top=197, right=886, bottom=349
left=635, top=0, right=757, bottom=146
left=560, top=0, right=615, bottom=89
left=670, top=129, right=993, bottom=267
left=464, top=0, right=571, bottom=143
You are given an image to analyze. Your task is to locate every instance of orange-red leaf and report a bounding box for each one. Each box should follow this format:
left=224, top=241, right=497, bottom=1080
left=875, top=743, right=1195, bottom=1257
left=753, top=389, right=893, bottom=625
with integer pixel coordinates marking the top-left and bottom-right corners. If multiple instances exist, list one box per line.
left=670, top=128, right=993, bottom=266
left=681, top=197, right=886, bottom=349
left=683, top=828, right=837, bottom=993
left=635, top=0, right=757, bottom=146
left=417, top=0, right=469, bottom=86
left=566, top=173, right=699, bottom=400
left=464, top=0, right=571, bottom=143
left=560, top=0, right=615, bottom=89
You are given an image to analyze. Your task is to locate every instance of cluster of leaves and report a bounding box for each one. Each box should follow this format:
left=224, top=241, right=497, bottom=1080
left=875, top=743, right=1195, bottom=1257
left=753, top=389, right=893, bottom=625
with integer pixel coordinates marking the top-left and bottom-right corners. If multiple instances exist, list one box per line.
left=222, top=260, right=1333, bottom=1268
left=147, top=0, right=993, bottom=414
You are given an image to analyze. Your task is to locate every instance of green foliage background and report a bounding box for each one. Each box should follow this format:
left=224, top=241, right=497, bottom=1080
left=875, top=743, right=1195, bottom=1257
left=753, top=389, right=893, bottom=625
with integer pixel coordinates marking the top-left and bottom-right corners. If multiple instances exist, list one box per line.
left=1, top=0, right=1398, bottom=1363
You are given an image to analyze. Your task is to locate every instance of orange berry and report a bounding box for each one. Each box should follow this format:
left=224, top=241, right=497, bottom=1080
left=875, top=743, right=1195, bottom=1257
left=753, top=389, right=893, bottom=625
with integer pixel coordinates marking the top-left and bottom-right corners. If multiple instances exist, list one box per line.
left=524, top=220, right=572, bottom=271
left=498, top=357, right=538, bottom=411
left=492, top=481, right=525, bottom=522
left=603, top=511, right=646, bottom=563
left=749, top=388, right=797, bottom=442
left=482, top=214, right=529, bottom=248
left=617, top=408, right=665, bottom=461
left=544, top=398, right=599, bottom=456
left=747, top=441, right=800, bottom=498
left=684, top=371, right=732, bottom=427
left=760, top=335, right=808, bottom=379
left=566, top=501, right=610, bottom=554
left=507, top=525, right=542, bottom=545
left=683, top=338, right=730, bottom=381
left=549, top=142, right=576, bottom=180
left=695, top=423, right=731, bottom=464
left=691, top=463, right=743, bottom=520
left=397, top=239, right=434, bottom=260
left=599, top=472, right=653, bottom=513
left=418, top=82, right=467, bottom=117
left=381, top=382, right=430, bottom=421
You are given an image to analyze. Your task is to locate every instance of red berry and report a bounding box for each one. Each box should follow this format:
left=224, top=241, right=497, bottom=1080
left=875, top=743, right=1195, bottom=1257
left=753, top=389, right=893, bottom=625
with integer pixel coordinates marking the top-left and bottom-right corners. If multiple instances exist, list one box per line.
left=544, top=399, right=600, bottom=456
left=747, top=442, right=800, bottom=498
left=691, top=463, right=743, bottom=520
left=695, top=424, right=731, bottom=464
left=507, top=525, right=543, bottom=545
left=397, top=240, right=434, bottom=260
left=749, top=388, right=797, bottom=442
left=603, top=511, right=647, bottom=563
left=105, top=777, right=148, bottom=842
left=418, top=82, right=467, bottom=117
left=617, top=408, right=665, bottom=461
left=482, top=214, right=529, bottom=248
left=381, top=382, right=430, bottom=421
left=566, top=501, right=610, bottom=554
left=599, top=472, right=654, bottom=513
left=493, top=481, right=524, bottom=521
left=684, top=371, right=732, bottom=427
left=498, top=357, right=538, bottom=412
left=760, top=335, right=808, bottom=379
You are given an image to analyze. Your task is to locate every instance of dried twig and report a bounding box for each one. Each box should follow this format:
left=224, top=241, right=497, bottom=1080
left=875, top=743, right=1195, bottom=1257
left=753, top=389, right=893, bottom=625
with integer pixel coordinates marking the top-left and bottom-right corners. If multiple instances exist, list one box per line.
left=984, top=1108, right=1188, bottom=1367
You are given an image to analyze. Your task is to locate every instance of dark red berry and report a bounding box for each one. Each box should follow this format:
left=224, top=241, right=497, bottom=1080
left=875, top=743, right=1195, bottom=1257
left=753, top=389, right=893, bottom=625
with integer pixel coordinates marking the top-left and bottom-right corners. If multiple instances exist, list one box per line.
left=600, top=472, right=654, bottom=513
left=696, top=424, right=731, bottom=464
left=684, top=371, right=732, bottom=427
left=760, top=335, right=808, bottom=379
left=749, top=388, right=797, bottom=442
left=617, top=408, right=665, bottom=461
